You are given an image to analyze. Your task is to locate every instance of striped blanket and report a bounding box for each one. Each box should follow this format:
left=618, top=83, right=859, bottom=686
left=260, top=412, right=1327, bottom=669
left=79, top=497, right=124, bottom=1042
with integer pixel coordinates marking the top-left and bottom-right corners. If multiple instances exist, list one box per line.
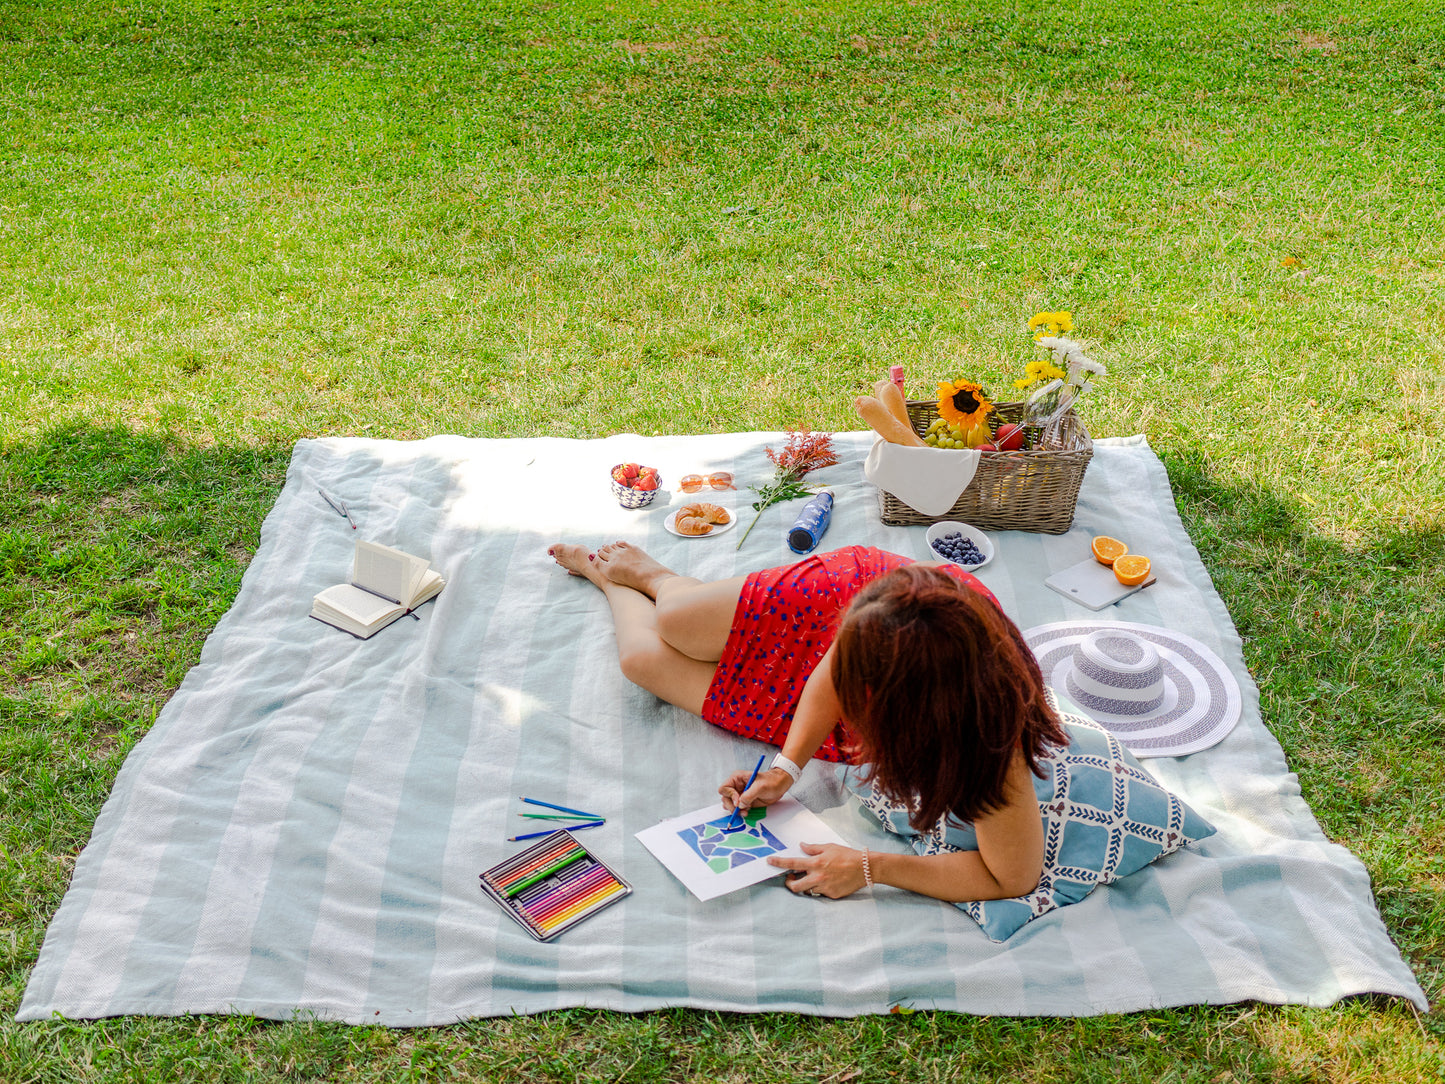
left=19, top=432, right=1427, bottom=1022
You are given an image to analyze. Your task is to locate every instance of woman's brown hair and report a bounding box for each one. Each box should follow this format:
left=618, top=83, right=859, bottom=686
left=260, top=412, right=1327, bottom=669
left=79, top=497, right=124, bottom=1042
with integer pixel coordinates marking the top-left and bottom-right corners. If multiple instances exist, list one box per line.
left=832, top=564, right=1066, bottom=831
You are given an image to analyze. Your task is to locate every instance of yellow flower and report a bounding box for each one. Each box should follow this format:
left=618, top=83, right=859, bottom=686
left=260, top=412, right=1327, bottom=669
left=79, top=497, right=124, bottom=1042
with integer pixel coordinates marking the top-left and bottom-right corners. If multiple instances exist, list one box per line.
left=1028, top=310, right=1074, bottom=340
left=1013, top=359, right=1066, bottom=389
left=937, top=379, right=994, bottom=429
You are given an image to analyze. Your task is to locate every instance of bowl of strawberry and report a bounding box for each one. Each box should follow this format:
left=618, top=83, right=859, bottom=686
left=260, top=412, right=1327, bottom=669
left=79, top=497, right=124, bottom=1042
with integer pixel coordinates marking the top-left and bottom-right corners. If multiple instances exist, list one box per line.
left=610, top=462, right=662, bottom=509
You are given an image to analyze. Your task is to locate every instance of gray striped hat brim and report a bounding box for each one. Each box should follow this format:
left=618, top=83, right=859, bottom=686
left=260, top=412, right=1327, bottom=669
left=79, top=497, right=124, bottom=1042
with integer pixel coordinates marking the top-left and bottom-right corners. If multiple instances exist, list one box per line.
left=1025, top=621, right=1243, bottom=758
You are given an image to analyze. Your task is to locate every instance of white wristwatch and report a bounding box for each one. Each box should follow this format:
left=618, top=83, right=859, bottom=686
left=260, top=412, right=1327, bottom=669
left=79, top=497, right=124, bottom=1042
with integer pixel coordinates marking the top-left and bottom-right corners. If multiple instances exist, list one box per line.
left=771, top=753, right=804, bottom=783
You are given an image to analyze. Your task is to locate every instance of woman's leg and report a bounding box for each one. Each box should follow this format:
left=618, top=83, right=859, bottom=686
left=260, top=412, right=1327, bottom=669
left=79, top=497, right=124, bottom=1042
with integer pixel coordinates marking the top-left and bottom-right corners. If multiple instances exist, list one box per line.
left=593, top=541, right=746, bottom=663
left=547, top=542, right=740, bottom=715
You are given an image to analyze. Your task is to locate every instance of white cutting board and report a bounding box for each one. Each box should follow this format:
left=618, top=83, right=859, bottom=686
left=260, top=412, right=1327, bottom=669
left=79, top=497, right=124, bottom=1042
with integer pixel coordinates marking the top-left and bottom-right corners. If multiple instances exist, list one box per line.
left=1044, top=557, right=1157, bottom=611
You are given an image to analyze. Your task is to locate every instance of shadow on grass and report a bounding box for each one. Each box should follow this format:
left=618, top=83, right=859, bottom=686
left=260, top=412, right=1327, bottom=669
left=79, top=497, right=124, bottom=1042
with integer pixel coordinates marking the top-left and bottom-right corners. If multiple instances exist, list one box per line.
left=0, top=424, right=291, bottom=978
left=1161, top=446, right=1445, bottom=993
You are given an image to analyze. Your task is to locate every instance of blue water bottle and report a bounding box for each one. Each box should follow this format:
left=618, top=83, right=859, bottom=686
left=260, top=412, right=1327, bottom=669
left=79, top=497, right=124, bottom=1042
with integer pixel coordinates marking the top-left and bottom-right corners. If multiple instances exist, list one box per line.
left=787, top=490, right=834, bottom=554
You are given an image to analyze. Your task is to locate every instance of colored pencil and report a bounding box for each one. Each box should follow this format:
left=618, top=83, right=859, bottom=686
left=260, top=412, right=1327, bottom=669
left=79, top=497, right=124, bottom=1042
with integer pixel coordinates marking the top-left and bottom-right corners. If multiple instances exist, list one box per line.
left=519, top=812, right=605, bottom=822
left=727, top=754, right=767, bottom=829
left=531, top=872, right=616, bottom=928
left=528, top=865, right=613, bottom=924
left=520, top=796, right=603, bottom=819
left=488, top=835, right=577, bottom=891
left=503, top=846, right=589, bottom=897
left=507, top=820, right=604, bottom=842
left=490, top=830, right=572, bottom=879
left=538, top=881, right=626, bottom=933
left=514, top=857, right=598, bottom=907
left=484, top=833, right=575, bottom=890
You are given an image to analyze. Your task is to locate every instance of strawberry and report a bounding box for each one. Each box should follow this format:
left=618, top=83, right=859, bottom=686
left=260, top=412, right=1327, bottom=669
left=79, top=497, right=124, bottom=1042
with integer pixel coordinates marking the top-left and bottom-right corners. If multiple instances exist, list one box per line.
left=622, top=463, right=640, bottom=479
left=612, top=467, right=630, bottom=484
left=634, top=474, right=659, bottom=492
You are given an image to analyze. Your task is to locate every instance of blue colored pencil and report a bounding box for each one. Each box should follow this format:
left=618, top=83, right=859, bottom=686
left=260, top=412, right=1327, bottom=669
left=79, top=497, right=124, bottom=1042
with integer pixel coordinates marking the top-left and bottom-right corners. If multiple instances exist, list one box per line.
left=520, top=796, right=604, bottom=819
left=508, top=820, right=604, bottom=842
left=727, top=754, right=767, bottom=829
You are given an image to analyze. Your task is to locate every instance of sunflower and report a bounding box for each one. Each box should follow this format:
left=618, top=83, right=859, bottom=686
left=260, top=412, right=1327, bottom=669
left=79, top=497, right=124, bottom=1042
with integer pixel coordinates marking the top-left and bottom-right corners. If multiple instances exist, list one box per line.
left=936, top=378, right=994, bottom=429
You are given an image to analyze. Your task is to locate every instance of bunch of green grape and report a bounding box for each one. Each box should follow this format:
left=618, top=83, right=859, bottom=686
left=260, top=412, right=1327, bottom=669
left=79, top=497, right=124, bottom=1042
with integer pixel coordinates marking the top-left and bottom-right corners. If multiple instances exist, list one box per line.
left=923, top=418, right=972, bottom=449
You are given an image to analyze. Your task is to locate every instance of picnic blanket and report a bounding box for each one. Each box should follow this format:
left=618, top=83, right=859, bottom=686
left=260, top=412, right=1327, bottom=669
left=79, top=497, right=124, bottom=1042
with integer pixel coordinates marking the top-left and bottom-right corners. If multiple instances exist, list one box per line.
left=18, top=432, right=1427, bottom=1023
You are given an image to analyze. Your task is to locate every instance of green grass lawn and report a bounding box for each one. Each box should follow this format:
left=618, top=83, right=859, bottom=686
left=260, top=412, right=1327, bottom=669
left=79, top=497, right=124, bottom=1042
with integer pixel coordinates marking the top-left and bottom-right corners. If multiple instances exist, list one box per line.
left=2, top=0, right=1442, bottom=1079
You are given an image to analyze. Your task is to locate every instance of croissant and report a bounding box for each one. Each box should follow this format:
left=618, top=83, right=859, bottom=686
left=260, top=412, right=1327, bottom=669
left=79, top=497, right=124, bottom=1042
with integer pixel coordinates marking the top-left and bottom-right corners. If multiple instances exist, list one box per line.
left=676, top=502, right=731, bottom=536
left=680, top=502, right=730, bottom=524
left=676, top=514, right=714, bottom=536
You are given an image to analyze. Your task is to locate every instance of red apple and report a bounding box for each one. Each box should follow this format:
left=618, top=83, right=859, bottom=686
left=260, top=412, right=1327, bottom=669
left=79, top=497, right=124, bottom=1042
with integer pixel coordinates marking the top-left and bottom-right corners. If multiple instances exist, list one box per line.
left=978, top=442, right=998, bottom=452
left=995, top=423, right=1025, bottom=451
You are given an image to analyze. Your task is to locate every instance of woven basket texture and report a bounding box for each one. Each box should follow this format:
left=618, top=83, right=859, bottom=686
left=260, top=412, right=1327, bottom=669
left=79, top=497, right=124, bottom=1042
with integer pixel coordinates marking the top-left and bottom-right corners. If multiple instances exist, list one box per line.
left=876, top=401, right=1093, bottom=533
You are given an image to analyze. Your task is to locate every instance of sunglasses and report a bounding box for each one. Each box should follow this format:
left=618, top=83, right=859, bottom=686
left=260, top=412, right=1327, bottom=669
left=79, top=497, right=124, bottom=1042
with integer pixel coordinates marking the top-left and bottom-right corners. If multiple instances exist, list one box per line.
left=679, top=472, right=735, bottom=493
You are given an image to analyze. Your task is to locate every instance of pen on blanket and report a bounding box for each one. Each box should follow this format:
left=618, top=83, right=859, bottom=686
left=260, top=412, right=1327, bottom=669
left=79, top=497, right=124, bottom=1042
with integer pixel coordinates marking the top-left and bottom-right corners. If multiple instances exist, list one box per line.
left=507, top=820, right=604, bottom=843
left=727, top=753, right=767, bottom=829
left=316, top=486, right=358, bottom=529
left=520, top=797, right=604, bottom=819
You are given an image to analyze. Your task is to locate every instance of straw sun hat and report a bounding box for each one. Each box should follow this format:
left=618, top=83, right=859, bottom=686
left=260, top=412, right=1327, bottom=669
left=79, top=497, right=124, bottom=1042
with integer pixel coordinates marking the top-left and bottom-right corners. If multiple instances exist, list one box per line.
left=1022, top=621, right=1243, bottom=758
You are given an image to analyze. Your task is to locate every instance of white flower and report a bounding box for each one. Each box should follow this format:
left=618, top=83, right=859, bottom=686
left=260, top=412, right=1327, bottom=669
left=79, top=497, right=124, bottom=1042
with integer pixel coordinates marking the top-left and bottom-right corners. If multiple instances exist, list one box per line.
left=1066, top=355, right=1107, bottom=386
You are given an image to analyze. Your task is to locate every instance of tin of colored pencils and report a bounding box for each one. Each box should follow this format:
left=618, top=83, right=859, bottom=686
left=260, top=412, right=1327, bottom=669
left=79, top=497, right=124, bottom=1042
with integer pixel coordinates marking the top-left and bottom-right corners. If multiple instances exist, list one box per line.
left=479, top=829, right=631, bottom=942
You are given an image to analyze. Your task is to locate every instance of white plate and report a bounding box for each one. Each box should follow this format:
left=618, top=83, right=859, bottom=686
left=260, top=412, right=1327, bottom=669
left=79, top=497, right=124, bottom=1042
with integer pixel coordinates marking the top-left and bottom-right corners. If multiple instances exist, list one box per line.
left=664, top=506, right=737, bottom=538
left=922, top=521, right=995, bottom=570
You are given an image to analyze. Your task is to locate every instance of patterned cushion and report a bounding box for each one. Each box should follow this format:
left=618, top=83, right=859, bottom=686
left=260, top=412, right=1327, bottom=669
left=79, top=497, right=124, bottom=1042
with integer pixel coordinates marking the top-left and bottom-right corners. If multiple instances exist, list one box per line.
left=843, top=693, right=1216, bottom=942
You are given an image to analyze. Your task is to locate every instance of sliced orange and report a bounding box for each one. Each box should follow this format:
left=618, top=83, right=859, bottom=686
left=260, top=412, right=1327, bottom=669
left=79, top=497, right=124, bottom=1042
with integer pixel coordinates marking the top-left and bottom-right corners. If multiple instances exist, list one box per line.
left=1113, top=554, right=1152, bottom=586
left=1091, top=536, right=1129, bottom=566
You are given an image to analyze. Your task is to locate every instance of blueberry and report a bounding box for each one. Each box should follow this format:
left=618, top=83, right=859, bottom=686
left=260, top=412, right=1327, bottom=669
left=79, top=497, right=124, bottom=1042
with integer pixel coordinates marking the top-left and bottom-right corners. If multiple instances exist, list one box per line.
left=934, top=530, right=986, bottom=566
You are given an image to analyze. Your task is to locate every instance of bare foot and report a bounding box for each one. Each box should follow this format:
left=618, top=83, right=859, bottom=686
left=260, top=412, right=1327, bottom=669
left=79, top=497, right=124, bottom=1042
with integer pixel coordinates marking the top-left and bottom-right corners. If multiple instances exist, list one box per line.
left=546, top=543, right=606, bottom=588
left=594, top=542, right=678, bottom=599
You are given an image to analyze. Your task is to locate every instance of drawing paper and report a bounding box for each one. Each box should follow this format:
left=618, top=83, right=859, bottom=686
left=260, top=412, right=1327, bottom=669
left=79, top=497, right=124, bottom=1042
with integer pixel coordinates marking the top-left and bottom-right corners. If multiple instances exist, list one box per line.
left=635, top=797, right=849, bottom=902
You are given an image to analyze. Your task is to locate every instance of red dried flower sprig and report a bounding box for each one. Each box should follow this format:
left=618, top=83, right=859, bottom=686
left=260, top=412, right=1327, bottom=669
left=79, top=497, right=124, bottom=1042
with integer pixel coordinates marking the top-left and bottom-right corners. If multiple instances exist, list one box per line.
left=765, top=428, right=839, bottom=477
left=737, top=428, right=838, bottom=550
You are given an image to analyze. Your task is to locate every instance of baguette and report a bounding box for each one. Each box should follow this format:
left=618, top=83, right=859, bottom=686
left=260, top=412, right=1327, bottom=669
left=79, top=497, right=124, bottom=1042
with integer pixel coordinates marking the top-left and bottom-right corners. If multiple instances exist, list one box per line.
left=855, top=396, right=927, bottom=447
left=872, top=378, right=913, bottom=431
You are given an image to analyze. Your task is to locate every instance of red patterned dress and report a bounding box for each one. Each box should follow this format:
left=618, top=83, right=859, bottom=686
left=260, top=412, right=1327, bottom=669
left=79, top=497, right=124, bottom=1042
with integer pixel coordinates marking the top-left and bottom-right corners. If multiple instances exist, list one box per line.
left=699, top=545, right=996, bottom=762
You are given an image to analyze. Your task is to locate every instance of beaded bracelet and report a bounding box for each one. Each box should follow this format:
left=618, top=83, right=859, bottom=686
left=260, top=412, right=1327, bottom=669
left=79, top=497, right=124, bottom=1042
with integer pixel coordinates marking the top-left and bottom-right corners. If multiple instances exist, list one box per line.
left=861, top=849, right=873, bottom=888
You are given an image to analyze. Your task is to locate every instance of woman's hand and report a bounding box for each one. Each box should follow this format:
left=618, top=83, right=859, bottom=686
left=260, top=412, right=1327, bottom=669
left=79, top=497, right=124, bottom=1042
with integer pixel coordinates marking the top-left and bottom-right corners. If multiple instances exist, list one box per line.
left=767, top=843, right=869, bottom=899
left=718, top=766, right=793, bottom=814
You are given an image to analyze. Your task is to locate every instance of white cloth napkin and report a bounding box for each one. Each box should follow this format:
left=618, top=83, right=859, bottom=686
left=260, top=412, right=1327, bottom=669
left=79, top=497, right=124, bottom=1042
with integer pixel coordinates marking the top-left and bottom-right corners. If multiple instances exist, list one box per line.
left=863, top=439, right=980, bottom=516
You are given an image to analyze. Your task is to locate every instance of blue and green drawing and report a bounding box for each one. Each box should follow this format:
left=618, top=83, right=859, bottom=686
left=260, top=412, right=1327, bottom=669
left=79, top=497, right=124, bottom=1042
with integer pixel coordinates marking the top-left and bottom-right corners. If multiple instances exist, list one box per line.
left=678, top=808, right=787, bottom=873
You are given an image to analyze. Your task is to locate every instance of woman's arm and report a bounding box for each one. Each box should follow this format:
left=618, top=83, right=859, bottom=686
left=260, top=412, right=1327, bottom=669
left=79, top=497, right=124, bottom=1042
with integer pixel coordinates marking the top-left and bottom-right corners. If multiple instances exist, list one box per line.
left=719, top=644, right=844, bottom=812
left=767, top=755, right=1046, bottom=901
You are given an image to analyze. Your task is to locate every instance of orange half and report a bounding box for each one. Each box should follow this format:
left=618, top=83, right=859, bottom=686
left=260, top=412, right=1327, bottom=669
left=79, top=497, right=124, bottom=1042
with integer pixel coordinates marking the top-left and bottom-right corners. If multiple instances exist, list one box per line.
left=1113, top=554, right=1152, bottom=586
left=1091, top=536, right=1129, bottom=566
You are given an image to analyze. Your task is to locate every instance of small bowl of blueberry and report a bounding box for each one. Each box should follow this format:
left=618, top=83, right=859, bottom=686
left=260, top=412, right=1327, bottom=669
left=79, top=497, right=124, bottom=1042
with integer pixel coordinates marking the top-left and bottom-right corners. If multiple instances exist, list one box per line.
left=924, top=521, right=995, bottom=570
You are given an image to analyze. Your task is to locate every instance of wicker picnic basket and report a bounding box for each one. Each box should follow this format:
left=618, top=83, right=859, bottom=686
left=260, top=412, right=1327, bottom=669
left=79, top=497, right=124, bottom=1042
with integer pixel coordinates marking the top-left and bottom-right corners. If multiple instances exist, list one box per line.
left=876, top=400, right=1093, bottom=533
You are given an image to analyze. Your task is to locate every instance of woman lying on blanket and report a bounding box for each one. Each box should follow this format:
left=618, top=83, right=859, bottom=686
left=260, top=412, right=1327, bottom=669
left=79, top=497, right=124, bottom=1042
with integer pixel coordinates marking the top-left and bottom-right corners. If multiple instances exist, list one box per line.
left=546, top=541, right=1066, bottom=904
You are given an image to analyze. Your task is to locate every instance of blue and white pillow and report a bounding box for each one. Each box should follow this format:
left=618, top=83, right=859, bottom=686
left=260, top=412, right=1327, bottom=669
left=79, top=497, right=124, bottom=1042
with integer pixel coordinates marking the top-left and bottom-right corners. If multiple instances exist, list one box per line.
left=843, top=694, right=1216, bottom=942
